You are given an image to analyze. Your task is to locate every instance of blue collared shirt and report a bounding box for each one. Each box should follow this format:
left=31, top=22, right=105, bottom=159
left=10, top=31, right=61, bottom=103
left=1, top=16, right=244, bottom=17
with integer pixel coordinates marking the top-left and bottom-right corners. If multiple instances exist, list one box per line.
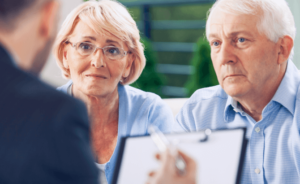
left=175, top=61, right=300, bottom=183
left=58, top=82, right=175, bottom=184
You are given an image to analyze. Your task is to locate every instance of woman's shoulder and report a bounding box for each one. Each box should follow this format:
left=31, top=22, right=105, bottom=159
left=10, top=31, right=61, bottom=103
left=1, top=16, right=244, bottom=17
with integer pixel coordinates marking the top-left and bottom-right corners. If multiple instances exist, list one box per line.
left=119, top=85, right=174, bottom=134
left=56, top=80, right=73, bottom=94
left=120, top=85, right=162, bottom=102
left=119, top=84, right=171, bottom=113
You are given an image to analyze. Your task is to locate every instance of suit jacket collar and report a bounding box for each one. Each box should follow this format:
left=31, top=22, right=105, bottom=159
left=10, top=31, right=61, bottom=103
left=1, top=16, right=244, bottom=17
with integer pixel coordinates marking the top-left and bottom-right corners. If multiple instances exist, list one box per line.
left=0, top=44, right=17, bottom=67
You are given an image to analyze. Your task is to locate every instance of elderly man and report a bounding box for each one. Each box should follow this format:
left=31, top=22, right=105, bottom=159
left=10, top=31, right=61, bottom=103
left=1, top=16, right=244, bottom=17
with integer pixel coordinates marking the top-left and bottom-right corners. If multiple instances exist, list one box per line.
left=0, top=0, right=98, bottom=183
left=148, top=0, right=300, bottom=183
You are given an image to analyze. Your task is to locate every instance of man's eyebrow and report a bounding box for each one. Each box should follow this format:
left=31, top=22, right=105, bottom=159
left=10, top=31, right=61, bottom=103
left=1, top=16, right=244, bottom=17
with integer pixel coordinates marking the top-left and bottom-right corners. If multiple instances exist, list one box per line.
left=81, top=36, right=97, bottom=41
left=208, top=33, right=220, bottom=40
left=229, top=31, right=254, bottom=37
left=208, top=31, right=254, bottom=40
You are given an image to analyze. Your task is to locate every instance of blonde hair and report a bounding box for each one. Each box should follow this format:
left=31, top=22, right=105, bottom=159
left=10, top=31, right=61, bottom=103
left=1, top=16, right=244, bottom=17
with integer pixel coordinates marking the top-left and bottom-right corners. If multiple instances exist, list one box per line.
left=53, top=0, right=145, bottom=85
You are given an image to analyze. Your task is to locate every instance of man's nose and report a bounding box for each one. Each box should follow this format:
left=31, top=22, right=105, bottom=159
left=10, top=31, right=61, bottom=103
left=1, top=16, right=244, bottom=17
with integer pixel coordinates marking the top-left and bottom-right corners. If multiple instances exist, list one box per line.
left=219, top=41, right=237, bottom=65
left=91, top=48, right=105, bottom=68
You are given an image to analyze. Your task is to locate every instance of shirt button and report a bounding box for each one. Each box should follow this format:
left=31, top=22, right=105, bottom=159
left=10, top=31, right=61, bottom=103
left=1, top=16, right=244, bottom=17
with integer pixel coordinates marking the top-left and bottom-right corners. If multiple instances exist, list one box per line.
left=233, top=108, right=238, bottom=112
left=255, top=127, right=260, bottom=133
left=255, top=168, right=260, bottom=174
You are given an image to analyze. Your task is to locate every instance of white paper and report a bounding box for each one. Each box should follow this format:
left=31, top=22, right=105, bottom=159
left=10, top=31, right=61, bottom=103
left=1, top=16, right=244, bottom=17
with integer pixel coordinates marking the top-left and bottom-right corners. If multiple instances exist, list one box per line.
left=116, top=129, right=245, bottom=184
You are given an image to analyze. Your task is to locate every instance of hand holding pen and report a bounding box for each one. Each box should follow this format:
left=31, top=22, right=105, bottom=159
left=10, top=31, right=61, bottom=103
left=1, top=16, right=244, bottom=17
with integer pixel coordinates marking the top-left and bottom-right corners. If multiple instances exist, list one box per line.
left=146, top=148, right=197, bottom=184
left=147, top=125, right=197, bottom=184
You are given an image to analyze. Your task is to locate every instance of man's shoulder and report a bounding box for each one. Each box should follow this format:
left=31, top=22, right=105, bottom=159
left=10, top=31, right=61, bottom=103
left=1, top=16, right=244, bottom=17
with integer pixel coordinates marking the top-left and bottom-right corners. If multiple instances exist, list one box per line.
left=187, top=85, right=228, bottom=105
left=175, top=85, right=229, bottom=131
left=0, top=68, right=85, bottom=122
left=29, top=80, right=87, bottom=123
left=180, top=85, right=228, bottom=114
left=22, top=76, right=81, bottom=109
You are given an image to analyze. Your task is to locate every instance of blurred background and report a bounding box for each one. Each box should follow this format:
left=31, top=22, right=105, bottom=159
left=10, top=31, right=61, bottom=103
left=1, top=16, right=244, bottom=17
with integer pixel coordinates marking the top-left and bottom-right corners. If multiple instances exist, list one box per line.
left=41, top=0, right=300, bottom=98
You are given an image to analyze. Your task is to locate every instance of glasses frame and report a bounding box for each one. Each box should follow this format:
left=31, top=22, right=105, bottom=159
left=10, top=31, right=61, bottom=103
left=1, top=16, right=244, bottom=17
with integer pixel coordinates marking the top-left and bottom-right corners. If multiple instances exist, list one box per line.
left=65, top=41, right=131, bottom=60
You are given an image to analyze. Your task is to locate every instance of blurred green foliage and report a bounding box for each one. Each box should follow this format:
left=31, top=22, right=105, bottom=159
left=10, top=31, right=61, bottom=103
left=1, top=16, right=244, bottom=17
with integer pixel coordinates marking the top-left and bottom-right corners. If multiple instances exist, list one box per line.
left=185, top=38, right=218, bottom=97
left=157, top=52, right=192, bottom=65
left=126, top=4, right=213, bottom=97
left=130, top=37, right=165, bottom=97
left=151, top=29, right=206, bottom=42
left=150, top=4, right=212, bottom=20
left=127, top=7, right=141, bottom=21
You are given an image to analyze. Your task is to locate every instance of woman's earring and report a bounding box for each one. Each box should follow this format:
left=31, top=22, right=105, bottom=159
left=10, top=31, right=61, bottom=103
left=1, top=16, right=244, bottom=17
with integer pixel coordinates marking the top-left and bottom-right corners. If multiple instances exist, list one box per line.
left=63, top=63, right=69, bottom=69
left=120, top=77, right=127, bottom=83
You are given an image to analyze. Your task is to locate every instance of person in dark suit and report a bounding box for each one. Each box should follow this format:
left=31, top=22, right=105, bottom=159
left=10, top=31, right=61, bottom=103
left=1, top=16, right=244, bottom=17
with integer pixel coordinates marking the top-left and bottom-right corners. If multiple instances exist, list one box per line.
left=0, top=0, right=99, bottom=183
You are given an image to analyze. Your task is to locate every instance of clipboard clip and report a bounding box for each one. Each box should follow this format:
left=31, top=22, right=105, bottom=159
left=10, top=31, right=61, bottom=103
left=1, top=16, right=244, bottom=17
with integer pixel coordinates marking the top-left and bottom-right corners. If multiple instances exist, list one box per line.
left=199, top=129, right=212, bottom=142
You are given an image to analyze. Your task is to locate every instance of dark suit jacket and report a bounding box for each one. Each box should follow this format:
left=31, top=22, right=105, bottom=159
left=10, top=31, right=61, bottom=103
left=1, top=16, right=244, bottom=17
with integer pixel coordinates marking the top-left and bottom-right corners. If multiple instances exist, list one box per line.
left=0, top=45, right=99, bottom=184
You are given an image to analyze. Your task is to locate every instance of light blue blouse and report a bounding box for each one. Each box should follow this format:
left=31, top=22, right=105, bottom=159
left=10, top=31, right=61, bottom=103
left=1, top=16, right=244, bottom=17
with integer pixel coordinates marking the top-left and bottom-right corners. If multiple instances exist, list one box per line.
left=57, top=81, right=175, bottom=184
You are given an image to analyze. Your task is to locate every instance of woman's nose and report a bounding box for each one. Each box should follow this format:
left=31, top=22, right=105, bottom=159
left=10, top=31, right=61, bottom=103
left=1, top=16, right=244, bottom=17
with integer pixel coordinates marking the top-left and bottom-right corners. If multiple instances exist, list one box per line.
left=91, top=48, right=105, bottom=68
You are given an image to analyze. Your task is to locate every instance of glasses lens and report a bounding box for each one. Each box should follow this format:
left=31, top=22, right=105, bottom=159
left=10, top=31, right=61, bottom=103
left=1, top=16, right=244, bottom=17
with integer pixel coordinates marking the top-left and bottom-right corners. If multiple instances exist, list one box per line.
left=77, top=42, right=95, bottom=56
left=104, top=46, right=124, bottom=59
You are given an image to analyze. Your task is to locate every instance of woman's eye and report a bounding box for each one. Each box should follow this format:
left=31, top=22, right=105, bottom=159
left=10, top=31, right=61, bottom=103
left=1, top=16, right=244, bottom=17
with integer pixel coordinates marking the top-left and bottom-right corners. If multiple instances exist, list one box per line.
left=108, top=48, right=120, bottom=55
left=82, top=45, right=90, bottom=50
left=238, top=38, right=246, bottom=43
left=79, top=43, right=93, bottom=50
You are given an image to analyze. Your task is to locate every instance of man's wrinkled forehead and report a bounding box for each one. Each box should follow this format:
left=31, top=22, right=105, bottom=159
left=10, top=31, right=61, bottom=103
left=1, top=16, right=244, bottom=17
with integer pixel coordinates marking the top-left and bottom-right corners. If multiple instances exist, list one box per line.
left=208, top=10, right=260, bottom=39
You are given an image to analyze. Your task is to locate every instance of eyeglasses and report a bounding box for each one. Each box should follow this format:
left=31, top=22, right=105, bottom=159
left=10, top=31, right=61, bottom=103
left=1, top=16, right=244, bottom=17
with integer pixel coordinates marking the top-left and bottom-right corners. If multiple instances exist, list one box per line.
left=65, top=41, right=130, bottom=60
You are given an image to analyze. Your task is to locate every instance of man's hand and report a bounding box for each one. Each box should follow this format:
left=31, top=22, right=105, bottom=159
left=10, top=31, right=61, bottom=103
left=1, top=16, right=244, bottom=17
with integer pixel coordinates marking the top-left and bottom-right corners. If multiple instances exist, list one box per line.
left=146, top=149, right=197, bottom=184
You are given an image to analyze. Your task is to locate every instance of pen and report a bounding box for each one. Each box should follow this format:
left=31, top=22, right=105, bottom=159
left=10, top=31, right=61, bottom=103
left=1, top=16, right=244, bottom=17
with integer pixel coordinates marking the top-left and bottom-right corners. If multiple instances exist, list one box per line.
left=148, top=125, right=186, bottom=175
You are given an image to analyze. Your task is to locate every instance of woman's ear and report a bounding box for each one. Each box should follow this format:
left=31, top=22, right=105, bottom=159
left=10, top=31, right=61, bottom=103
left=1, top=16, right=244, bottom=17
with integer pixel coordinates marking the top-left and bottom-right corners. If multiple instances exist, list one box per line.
left=123, top=53, right=135, bottom=78
left=62, top=46, right=69, bottom=69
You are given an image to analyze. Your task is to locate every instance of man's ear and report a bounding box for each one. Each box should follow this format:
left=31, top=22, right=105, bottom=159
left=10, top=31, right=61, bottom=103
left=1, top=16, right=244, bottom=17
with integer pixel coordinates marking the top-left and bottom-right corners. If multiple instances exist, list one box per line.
left=278, top=35, right=293, bottom=64
left=39, top=1, right=60, bottom=39
left=123, top=53, right=135, bottom=78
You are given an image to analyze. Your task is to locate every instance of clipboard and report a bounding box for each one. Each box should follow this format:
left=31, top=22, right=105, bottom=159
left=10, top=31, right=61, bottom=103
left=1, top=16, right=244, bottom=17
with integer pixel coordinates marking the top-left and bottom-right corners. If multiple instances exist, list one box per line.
left=112, top=128, right=247, bottom=184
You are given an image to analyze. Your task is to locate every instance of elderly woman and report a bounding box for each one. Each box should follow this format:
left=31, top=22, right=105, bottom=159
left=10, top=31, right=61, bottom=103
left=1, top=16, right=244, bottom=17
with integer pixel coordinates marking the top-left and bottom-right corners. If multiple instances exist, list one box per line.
left=53, top=0, right=174, bottom=183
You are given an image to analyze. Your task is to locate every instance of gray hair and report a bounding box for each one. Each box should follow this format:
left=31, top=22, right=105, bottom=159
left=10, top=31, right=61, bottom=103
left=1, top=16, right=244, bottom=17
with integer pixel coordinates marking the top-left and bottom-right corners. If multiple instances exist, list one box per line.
left=206, top=0, right=296, bottom=60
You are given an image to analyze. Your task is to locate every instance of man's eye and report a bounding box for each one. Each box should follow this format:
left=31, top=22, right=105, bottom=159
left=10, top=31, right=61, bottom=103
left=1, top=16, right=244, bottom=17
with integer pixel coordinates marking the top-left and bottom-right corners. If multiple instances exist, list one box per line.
left=238, top=38, right=246, bottom=43
left=212, top=41, right=220, bottom=46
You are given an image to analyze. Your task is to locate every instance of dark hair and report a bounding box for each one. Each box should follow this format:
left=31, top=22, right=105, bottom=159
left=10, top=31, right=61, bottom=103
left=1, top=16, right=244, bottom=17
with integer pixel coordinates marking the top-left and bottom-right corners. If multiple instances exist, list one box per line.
left=0, top=0, right=44, bottom=30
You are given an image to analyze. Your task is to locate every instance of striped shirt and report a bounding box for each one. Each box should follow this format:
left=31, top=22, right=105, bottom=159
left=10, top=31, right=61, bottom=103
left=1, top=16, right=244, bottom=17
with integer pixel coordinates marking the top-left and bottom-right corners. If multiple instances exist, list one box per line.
left=175, top=61, right=300, bottom=183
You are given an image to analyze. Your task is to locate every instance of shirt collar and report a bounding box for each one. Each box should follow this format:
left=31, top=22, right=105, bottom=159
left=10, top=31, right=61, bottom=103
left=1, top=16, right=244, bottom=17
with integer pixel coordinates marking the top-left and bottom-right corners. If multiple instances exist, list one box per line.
left=224, top=95, right=246, bottom=122
left=272, top=61, right=300, bottom=115
left=224, top=60, right=300, bottom=122
left=224, top=95, right=237, bottom=123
